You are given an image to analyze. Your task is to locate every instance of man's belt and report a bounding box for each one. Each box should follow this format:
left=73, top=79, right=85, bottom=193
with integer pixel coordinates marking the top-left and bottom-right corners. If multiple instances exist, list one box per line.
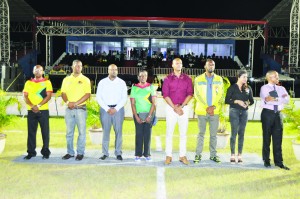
left=108, top=104, right=117, bottom=108
left=74, top=105, right=86, bottom=110
left=263, top=108, right=280, bottom=113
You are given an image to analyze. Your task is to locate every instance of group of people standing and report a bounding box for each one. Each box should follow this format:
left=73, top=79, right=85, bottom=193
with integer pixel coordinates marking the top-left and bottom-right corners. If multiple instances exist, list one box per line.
left=22, top=57, right=290, bottom=170
left=160, top=57, right=250, bottom=166
left=22, top=60, right=127, bottom=161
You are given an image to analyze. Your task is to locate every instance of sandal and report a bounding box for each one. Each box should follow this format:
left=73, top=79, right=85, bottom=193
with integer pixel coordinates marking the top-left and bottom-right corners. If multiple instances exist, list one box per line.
left=230, top=155, right=236, bottom=163
left=237, top=155, right=243, bottom=163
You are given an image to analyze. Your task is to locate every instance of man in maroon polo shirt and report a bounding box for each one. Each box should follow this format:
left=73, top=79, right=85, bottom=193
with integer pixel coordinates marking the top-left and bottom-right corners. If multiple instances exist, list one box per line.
left=162, top=57, right=194, bottom=165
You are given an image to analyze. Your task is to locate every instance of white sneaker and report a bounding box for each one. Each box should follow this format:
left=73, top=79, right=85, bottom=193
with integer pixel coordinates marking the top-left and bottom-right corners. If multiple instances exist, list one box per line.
left=145, top=156, right=152, bottom=162
left=135, top=157, right=141, bottom=162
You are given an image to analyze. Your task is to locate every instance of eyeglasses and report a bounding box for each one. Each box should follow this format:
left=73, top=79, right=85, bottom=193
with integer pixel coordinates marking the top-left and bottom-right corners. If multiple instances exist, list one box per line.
left=34, top=69, right=43, bottom=72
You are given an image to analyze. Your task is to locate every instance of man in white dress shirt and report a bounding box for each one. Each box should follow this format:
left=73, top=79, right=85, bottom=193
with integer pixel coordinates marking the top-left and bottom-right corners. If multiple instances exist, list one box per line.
left=96, top=64, right=128, bottom=161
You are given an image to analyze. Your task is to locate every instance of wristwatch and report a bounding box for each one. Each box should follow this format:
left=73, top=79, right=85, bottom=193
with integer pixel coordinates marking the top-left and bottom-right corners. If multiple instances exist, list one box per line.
left=37, top=104, right=41, bottom=108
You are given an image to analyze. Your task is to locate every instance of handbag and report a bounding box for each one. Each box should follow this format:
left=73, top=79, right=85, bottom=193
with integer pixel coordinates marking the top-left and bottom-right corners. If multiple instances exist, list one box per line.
left=152, top=115, right=158, bottom=126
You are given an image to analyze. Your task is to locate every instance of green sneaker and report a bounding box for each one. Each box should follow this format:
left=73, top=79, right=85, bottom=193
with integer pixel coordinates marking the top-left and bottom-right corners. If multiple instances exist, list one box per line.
left=210, top=156, right=221, bottom=163
left=194, top=155, right=202, bottom=163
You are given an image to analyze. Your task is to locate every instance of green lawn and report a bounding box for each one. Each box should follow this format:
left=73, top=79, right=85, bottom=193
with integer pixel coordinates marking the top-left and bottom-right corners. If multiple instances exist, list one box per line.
left=0, top=117, right=299, bottom=199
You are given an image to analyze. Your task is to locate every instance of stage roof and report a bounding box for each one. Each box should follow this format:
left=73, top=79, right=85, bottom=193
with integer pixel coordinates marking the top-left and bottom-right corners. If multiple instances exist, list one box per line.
left=8, top=0, right=291, bottom=27
left=7, top=0, right=40, bottom=22
left=262, top=0, right=293, bottom=27
left=33, top=16, right=267, bottom=40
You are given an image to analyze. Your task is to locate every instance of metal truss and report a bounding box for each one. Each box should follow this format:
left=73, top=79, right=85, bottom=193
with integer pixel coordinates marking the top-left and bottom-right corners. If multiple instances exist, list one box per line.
left=268, top=26, right=290, bottom=38
left=248, top=39, right=254, bottom=77
left=35, top=17, right=266, bottom=66
left=263, top=0, right=292, bottom=27
left=45, top=35, right=52, bottom=68
left=289, top=0, right=300, bottom=69
left=36, top=26, right=265, bottom=40
left=0, top=0, right=10, bottom=65
left=10, top=22, right=33, bottom=32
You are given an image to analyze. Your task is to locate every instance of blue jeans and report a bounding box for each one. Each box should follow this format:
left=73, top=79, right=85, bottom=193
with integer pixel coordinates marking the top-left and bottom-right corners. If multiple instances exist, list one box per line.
left=65, top=108, right=87, bottom=155
left=229, top=108, right=248, bottom=155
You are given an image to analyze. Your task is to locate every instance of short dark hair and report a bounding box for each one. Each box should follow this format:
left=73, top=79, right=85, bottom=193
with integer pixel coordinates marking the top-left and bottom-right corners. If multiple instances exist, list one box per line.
left=237, top=70, right=247, bottom=78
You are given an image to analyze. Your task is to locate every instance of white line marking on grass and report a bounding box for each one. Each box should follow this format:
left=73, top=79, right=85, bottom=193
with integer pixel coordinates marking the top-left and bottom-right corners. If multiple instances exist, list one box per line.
left=96, top=162, right=142, bottom=166
left=157, top=167, right=166, bottom=199
left=3, top=130, right=23, bottom=133
left=155, top=136, right=163, bottom=151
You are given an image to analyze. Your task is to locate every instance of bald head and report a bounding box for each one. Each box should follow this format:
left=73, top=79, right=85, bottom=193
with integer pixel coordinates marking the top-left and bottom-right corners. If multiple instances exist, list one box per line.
left=71, top=59, right=83, bottom=76
left=108, top=64, right=118, bottom=79
left=33, top=65, right=44, bottom=79
left=33, top=65, right=43, bottom=74
left=266, top=70, right=279, bottom=84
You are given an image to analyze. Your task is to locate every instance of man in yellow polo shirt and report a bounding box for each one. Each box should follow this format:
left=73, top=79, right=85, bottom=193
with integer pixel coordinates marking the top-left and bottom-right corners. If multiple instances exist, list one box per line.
left=61, top=59, right=91, bottom=161
left=23, top=65, right=53, bottom=160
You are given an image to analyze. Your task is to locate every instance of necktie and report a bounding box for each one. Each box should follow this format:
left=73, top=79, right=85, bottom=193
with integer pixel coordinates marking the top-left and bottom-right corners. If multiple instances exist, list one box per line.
left=273, top=85, right=278, bottom=112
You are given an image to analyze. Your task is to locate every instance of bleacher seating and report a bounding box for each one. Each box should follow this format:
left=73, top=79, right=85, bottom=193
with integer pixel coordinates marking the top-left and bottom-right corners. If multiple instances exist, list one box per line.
left=56, top=52, right=240, bottom=71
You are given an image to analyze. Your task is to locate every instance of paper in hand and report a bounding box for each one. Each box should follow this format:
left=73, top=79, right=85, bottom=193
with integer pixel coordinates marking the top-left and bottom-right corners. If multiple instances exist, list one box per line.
left=269, top=90, right=278, bottom=97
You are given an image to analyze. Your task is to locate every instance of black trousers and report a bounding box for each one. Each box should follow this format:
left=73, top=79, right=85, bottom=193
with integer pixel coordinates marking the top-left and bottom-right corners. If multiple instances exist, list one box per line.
left=261, top=108, right=283, bottom=165
left=27, top=110, right=50, bottom=156
left=133, top=117, right=152, bottom=157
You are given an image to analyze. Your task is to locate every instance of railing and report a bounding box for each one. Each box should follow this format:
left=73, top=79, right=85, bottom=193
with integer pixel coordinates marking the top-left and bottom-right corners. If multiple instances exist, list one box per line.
left=289, top=67, right=300, bottom=75
left=154, top=68, right=240, bottom=77
left=10, top=41, right=40, bottom=63
left=55, top=66, right=242, bottom=77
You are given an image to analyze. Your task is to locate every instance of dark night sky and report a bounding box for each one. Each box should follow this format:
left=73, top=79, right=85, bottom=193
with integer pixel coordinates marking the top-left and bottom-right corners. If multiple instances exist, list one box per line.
left=25, top=0, right=281, bottom=20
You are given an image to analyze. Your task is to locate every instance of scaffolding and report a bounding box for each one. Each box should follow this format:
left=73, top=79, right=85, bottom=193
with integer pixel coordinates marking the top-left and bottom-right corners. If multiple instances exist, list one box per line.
left=34, top=16, right=267, bottom=67
left=0, top=0, right=10, bottom=65
left=289, top=0, right=300, bottom=75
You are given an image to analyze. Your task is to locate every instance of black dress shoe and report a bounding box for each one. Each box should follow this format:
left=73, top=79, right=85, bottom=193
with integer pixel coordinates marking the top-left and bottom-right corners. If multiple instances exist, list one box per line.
left=75, top=154, right=84, bottom=161
left=42, top=155, right=49, bottom=159
left=24, top=154, right=36, bottom=160
left=100, top=155, right=108, bottom=160
left=275, top=164, right=290, bottom=170
left=264, top=161, right=271, bottom=167
left=116, top=155, right=123, bottom=161
left=62, top=154, right=74, bottom=160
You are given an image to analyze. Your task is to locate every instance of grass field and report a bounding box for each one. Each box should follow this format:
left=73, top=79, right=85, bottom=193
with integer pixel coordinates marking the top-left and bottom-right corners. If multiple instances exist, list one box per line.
left=0, top=117, right=299, bottom=199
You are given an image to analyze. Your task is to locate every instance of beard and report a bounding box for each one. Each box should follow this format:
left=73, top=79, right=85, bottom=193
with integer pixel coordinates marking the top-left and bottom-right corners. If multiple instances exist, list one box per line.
left=109, top=73, right=117, bottom=79
left=207, top=69, right=214, bottom=73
